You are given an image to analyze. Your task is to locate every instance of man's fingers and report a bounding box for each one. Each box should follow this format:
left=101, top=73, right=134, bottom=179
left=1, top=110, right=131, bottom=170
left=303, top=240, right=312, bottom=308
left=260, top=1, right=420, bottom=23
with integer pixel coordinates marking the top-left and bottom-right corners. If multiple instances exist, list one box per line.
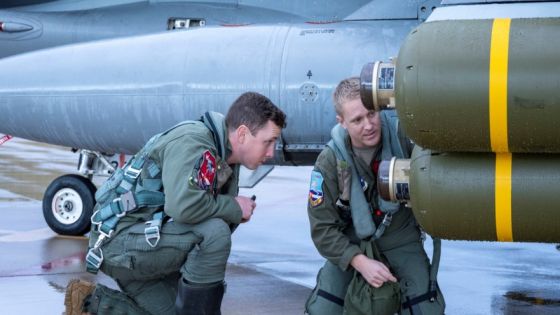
left=374, top=263, right=397, bottom=282
left=367, top=269, right=397, bottom=288
left=378, top=269, right=397, bottom=283
left=368, top=278, right=383, bottom=288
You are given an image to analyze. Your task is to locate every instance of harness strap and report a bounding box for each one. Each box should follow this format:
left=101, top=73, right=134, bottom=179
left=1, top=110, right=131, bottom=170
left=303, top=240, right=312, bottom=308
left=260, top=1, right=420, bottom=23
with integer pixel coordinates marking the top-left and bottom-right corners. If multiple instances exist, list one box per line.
left=428, top=237, right=441, bottom=301
left=144, top=211, right=165, bottom=247
left=402, top=289, right=438, bottom=310
left=328, top=125, right=377, bottom=240
left=86, top=246, right=103, bottom=274
left=373, top=212, right=393, bottom=239
left=317, top=289, right=345, bottom=306
left=87, top=117, right=223, bottom=275
left=402, top=236, right=442, bottom=309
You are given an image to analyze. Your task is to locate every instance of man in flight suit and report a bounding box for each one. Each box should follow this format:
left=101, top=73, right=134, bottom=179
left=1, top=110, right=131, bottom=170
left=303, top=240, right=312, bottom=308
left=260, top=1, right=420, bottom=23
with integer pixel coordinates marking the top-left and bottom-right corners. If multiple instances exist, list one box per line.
left=305, top=77, right=445, bottom=314
left=65, top=92, right=286, bottom=315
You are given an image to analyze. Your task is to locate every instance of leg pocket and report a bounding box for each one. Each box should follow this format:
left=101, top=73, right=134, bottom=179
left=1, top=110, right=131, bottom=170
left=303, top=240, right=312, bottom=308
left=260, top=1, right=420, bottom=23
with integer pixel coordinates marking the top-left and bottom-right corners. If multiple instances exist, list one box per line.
left=121, top=221, right=202, bottom=279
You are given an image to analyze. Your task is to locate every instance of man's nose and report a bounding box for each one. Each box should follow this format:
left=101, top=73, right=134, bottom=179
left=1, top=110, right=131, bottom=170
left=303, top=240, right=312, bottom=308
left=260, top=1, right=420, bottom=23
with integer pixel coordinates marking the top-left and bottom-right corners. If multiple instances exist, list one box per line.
left=364, top=118, right=375, bottom=130
left=265, top=145, right=274, bottom=158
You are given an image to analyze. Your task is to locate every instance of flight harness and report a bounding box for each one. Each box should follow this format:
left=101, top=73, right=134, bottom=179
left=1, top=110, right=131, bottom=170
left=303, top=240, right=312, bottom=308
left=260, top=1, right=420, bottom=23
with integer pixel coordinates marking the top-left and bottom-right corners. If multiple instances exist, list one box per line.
left=86, top=112, right=226, bottom=274
left=327, top=110, right=407, bottom=240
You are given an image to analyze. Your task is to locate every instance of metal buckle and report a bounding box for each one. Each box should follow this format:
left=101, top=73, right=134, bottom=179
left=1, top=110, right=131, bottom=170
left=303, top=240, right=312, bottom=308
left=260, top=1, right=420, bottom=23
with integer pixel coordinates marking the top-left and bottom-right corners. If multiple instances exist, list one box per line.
left=115, top=191, right=137, bottom=216
left=144, top=223, right=161, bottom=248
left=97, top=228, right=114, bottom=242
left=90, top=209, right=102, bottom=226
left=111, top=198, right=127, bottom=218
left=125, top=165, right=142, bottom=179
left=86, top=247, right=104, bottom=270
left=381, top=213, right=393, bottom=226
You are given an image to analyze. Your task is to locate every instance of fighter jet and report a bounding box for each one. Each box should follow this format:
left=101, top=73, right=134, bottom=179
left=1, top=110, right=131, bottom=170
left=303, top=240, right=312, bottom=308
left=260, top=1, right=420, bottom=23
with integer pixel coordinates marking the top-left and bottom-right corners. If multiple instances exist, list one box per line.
left=0, top=0, right=438, bottom=235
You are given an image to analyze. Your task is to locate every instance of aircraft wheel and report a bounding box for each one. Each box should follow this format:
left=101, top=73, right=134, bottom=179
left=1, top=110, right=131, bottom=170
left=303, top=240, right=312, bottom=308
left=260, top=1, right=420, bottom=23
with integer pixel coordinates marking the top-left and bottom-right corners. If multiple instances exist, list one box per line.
left=43, top=174, right=96, bottom=236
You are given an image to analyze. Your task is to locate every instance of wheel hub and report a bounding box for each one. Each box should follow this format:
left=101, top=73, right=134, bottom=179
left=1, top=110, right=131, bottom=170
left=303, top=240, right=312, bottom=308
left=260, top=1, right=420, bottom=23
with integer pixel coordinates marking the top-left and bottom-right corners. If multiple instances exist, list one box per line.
left=51, top=188, right=84, bottom=225
left=63, top=200, right=74, bottom=211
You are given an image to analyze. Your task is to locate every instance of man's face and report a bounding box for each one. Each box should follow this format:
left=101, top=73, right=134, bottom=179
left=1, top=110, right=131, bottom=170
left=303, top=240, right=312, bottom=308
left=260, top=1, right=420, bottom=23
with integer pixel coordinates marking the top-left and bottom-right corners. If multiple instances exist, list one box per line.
left=337, top=98, right=381, bottom=148
left=239, top=120, right=281, bottom=170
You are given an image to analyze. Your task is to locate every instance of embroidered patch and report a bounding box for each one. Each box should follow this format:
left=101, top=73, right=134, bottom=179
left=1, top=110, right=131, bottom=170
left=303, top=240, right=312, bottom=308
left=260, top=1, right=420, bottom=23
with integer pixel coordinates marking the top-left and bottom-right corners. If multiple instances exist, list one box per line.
left=190, top=150, right=216, bottom=191
left=309, top=170, right=324, bottom=207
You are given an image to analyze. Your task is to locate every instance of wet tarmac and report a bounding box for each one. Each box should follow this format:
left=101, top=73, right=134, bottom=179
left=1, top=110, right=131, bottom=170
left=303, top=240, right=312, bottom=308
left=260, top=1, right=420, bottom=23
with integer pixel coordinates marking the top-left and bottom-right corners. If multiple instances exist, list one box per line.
left=1, top=136, right=559, bottom=314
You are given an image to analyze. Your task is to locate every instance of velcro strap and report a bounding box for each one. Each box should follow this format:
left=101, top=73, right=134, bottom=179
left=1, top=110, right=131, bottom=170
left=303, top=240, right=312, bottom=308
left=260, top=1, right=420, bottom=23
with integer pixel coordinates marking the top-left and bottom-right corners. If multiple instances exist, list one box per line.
left=317, top=289, right=345, bottom=306
left=402, top=290, right=438, bottom=309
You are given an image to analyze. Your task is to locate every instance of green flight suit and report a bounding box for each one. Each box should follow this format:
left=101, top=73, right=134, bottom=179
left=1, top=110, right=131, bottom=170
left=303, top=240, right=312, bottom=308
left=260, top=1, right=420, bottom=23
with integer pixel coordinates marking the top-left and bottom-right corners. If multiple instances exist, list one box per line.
left=85, top=115, right=242, bottom=315
left=305, top=128, right=445, bottom=315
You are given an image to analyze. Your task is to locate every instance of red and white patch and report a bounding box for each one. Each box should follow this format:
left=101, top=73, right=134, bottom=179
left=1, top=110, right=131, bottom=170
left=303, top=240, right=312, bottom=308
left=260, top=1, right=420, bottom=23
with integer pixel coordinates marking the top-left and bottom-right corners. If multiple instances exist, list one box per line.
left=196, top=150, right=216, bottom=190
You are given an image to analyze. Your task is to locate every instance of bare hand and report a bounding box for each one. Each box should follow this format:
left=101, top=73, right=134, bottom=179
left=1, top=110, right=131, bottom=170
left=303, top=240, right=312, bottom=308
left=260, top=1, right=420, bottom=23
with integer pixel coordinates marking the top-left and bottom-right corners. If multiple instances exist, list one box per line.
left=350, top=254, right=397, bottom=288
left=235, top=196, right=256, bottom=223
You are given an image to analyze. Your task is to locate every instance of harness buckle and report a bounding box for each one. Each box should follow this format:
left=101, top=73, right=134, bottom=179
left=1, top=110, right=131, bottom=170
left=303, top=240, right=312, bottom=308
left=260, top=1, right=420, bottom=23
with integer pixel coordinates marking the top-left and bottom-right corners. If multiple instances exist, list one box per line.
left=91, top=209, right=102, bottom=226
left=125, top=165, right=142, bottom=179
left=98, top=228, right=114, bottom=241
left=115, top=191, right=137, bottom=216
left=86, top=247, right=104, bottom=273
left=144, top=220, right=161, bottom=247
left=381, top=213, right=393, bottom=226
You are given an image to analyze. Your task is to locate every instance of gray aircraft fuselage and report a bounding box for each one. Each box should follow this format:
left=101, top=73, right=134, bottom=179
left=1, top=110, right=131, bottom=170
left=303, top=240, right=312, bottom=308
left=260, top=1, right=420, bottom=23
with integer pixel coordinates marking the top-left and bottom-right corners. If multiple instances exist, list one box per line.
left=0, top=0, right=430, bottom=165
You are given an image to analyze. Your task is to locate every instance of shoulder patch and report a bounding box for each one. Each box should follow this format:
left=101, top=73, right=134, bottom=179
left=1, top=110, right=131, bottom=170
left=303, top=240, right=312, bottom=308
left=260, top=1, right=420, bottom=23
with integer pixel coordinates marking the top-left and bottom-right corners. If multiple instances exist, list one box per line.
left=309, top=170, right=324, bottom=207
left=190, top=150, right=216, bottom=191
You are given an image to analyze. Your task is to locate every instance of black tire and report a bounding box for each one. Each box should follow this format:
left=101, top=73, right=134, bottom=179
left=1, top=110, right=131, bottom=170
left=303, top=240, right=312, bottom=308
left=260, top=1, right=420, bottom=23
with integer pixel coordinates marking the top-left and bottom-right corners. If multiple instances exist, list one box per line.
left=42, top=174, right=97, bottom=236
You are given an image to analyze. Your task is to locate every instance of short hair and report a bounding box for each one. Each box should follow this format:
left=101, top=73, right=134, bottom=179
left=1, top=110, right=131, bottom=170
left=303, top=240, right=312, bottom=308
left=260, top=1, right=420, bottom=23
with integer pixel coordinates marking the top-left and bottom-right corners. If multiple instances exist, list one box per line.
left=333, top=77, right=361, bottom=116
left=226, top=92, right=287, bottom=134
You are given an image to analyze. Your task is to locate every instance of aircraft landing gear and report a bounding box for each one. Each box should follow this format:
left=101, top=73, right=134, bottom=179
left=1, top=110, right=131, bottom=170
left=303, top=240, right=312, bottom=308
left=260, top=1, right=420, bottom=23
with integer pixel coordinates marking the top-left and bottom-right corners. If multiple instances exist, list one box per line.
left=42, top=149, right=122, bottom=235
left=42, top=174, right=96, bottom=236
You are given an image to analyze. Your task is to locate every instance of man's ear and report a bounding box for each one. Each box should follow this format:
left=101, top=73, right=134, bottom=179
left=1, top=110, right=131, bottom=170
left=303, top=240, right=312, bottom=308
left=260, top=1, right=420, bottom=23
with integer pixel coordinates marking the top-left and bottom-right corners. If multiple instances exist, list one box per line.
left=236, top=125, right=250, bottom=143
left=336, top=115, right=346, bottom=128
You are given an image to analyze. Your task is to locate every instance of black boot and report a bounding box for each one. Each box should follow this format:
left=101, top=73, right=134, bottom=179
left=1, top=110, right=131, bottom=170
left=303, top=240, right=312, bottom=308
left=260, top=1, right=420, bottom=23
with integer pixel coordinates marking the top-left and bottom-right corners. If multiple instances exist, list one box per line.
left=175, top=278, right=225, bottom=315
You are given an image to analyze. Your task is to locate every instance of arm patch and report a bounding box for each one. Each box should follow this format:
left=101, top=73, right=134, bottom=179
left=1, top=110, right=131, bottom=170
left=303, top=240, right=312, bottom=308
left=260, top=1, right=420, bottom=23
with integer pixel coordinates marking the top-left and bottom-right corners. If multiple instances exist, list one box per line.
left=189, top=150, right=216, bottom=191
left=309, top=170, right=324, bottom=207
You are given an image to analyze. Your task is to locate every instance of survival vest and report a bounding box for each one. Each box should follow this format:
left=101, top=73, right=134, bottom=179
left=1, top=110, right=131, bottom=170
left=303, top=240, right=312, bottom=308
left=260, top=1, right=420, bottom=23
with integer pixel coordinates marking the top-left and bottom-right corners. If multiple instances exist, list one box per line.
left=86, top=112, right=227, bottom=274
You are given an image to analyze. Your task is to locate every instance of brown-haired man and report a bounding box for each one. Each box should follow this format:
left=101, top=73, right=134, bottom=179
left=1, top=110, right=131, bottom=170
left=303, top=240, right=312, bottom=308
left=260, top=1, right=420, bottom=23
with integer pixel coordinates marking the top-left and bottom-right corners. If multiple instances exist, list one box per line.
left=65, top=92, right=286, bottom=315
